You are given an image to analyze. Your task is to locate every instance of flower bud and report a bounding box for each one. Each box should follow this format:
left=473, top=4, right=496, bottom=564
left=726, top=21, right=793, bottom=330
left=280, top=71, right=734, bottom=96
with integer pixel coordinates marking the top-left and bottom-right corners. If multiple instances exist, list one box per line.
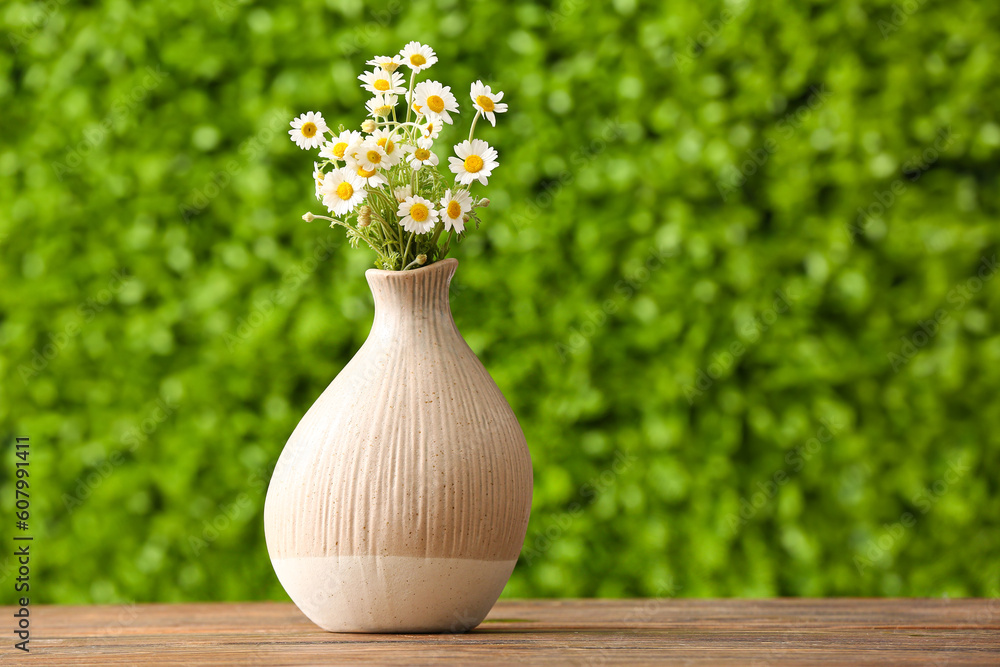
left=302, top=212, right=315, bottom=222
left=477, top=198, right=490, bottom=208
left=416, top=254, right=427, bottom=265
left=357, top=205, right=371, bottom=227
left=361, top=119, right=376, bottom=133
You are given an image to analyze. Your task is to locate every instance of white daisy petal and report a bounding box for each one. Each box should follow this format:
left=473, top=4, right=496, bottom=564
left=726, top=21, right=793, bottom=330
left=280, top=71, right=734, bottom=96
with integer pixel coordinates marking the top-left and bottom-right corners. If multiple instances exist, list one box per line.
left=366, top=55, right=404, bottom=72
left=419, top=119, right=442, bottom=141
left=353, top=164, right=387, bottom=188
left=358, top=68, right=406, bottom=95
left=397, top=195, right=439, bottom=234
left=319, top=166, right=367, bottom=217
left=313, top=162, right=326, bottom=201
left=365, top=93, right=399, bottom=119
left=320, top=130, right=362, bottom=162
left=353, top=138, right=390, bottom=172
left=289, top=111, right=329, bottom=150
left=399, top=41, right=438, bottom=72
left=412, top=80, right=459, bottom=125
left=439, top=188, right=472, bottom=233
left=370, top=129, right=403, bottom=166
left=470, top=80, right=508, bottom=127
left=404, top=142, right=439, bottom=171
left=449, top=139, right=498, bottom=186
left=393, top=185, right=412, bottom=202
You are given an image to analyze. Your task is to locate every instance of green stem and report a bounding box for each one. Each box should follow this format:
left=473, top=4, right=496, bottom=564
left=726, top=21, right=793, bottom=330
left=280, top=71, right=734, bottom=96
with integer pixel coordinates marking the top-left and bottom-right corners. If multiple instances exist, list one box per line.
left=379, top=120, right=424, bottom=131
left=468, top=110, right=481, bottom=143
left=375, top=211, right=395, bottom=244
left=395, top=211, right=405, bottom=268
left=330, top=218, right=393, bottom=265
left=440, top=229, right=455, bottom=258
left=429, top=219, right=445, bottom=247
left=404, top=68, right=417, bottom=126
left=402, top=231, right=415, bottom=267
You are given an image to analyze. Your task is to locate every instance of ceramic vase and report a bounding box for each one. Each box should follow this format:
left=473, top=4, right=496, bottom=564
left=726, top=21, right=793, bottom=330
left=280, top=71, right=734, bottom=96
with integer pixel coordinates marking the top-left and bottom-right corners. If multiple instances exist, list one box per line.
left=264, top=258, right=533, bottom=633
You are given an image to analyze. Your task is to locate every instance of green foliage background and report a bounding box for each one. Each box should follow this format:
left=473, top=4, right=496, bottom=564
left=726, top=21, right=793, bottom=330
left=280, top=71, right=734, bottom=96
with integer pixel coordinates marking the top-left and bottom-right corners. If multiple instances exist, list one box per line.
left=1, top=0, right=999, bottom=604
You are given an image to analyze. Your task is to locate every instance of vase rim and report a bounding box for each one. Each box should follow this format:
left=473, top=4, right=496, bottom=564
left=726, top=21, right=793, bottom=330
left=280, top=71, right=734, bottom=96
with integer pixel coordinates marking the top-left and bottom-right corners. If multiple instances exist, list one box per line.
left=365, top=257, right=458, bottom=279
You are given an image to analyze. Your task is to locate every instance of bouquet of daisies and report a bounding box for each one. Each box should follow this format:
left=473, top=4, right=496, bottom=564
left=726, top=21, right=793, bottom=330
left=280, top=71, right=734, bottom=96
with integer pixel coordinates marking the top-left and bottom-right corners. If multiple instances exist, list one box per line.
left=289, top=42, right=506, bottom=271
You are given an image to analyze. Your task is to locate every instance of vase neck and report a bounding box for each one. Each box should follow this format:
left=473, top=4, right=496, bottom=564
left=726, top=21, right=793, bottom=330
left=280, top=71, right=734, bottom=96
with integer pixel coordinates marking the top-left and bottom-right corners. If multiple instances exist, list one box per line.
left=365, top=258, right=458, bottom=336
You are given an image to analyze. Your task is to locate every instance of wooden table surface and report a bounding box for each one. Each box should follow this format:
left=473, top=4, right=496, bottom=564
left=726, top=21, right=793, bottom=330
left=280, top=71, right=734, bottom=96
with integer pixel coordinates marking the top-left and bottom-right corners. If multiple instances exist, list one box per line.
left=4, top=599, right=999, bottom=665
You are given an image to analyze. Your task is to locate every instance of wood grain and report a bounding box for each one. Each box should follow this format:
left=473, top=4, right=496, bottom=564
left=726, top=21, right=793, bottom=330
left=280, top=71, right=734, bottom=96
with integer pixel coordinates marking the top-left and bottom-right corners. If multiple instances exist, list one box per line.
left=4, top=599, right=999, bottom=665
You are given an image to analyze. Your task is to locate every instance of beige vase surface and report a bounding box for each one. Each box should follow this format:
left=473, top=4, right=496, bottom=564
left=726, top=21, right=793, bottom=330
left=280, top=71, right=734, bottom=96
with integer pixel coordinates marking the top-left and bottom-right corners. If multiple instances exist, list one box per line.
left=264, top=258, right=533, bottom=633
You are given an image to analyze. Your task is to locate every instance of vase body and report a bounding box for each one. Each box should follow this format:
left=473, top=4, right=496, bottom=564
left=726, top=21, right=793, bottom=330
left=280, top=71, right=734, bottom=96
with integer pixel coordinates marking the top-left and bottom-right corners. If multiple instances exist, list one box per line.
left=264, top=258, right=532, bottom=633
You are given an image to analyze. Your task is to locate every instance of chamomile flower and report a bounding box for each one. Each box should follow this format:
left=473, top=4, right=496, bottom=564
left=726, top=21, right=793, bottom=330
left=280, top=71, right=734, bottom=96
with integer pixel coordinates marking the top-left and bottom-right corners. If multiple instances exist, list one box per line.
left=412, top=81, right=459, bottom=124
left=420, top=119, right=442, bottom=141
left=354, top=164, right=388, bottom=188
left=354, top=138, right=390, bottom=172
left=397, top=196, right=439, bottom=234
left=366, top=54, right=403, bottom=72
left=289, top=45, right=504, bottom=269
left=405, top=142, right=439, bottom=170
left=440, top=189, right=472, bottom=233
left=449, top=139, right=499, bottom=186
left=343, top=142, right=389, bottom=186
left=399, top=41, right=437, bottom=72
left=393, top=185, right=412, bottom=202
left=371, top=128, right=403, bottom=166
left=358, top=68, right=405, bottom=95
left=289, top=112, right=328, bottom=150
left=470, top=80, right=508, bottom=127
left=320, top=130, right=362, bottom=162
left=320, top=167, right=366, bottom=217
left=313, top=163, right=326, bottom=201
left=365, top=93, right=398, bottom=119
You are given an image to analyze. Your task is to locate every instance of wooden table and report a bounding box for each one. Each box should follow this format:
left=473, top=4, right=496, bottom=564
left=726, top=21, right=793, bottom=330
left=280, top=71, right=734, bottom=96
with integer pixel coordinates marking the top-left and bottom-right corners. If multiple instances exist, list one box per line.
left=5, top=599, right=999, bottom=665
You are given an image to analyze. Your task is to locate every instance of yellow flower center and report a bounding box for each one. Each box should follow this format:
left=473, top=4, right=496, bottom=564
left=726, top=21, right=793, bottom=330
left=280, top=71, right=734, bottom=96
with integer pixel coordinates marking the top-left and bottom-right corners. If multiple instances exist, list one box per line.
left=447, top=201, right=462, bottom=219
left=413, top=103, right=423, bottom=113
left=409, top=203, right=429, bottom=222
left=366, top=150, right=382, bottom=164
left=374, top=79, right=390, bottom=92
left=410, top=54, right=427, bottom=67
left=476, top=95, right=495, bottom=113
left=464, top=155, right=484, bottom=173
left=426, top=95, right=445, bottom=113
left=377, top=137, right=395, bottom=154
left=301, top=122, right=317, bottom=138
left=357, top=166, right=376, bottom=178
left=414, top=148, right=431, bottom=161
left=336, top=182, right=354, bottom=201
left=332, top=142, right=348, bottom=158
left=425, top=123, right=435, bottom=135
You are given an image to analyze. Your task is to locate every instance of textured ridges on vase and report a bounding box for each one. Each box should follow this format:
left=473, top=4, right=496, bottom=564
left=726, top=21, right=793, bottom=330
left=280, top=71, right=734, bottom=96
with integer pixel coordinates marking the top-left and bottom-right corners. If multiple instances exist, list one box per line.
left=264, top=259, right=533, bottom=564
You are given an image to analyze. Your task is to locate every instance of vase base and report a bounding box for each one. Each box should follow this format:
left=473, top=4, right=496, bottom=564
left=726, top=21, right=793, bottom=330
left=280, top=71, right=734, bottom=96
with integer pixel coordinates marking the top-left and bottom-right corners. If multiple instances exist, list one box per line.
left=271, top=554, right=517, bottom=633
